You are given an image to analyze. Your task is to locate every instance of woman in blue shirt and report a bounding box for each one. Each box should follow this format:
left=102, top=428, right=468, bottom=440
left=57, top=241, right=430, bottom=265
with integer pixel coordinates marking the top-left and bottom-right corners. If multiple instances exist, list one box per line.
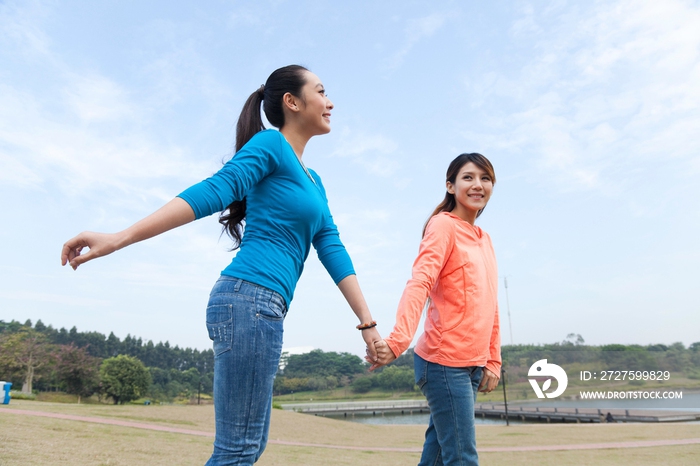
left=61, top=65, right=381, bottom=465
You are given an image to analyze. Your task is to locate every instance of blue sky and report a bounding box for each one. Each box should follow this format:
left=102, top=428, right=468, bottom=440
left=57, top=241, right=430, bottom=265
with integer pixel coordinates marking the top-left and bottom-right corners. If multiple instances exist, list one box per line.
left=1, top=0, right=699, bottom=357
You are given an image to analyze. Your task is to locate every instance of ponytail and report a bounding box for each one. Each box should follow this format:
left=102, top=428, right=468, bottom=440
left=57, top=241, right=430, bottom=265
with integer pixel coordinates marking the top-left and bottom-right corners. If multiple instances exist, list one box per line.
left=219, top=65, right=309, bottom=249
left=236, top=86, right=266, bottom=153
left=218, top=88, right=265, bottom=248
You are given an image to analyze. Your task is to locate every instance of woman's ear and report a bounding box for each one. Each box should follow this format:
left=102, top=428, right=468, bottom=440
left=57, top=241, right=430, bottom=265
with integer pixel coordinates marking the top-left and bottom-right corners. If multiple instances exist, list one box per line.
left=282, top=92, right=301, bottom=113
left=446, top=181, right=455, bottom=194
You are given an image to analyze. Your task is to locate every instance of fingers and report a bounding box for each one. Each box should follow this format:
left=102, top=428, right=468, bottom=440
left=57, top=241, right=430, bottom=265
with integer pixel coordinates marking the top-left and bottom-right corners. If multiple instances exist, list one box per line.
left=66, top=242, right=97, bottom=270
left=374, top=339, right=387, bottom=350
left=68, top=248, right=94, bottom=270
left=361, top=327, right=381, bottom=361
left=365, top=339, right=397, bottom=371
left=368, top=361, right=382, bottom=372
left=61, top=236, right=89, bottom=269
left=365, top=342, right=381, bottom=364
left=61, top=232, right=118, bottom=270
left=374, top=340, right=396, bottom=365
left=365, top=346, right=383, bottom=371
left=478, top=369, right=500, bottom=393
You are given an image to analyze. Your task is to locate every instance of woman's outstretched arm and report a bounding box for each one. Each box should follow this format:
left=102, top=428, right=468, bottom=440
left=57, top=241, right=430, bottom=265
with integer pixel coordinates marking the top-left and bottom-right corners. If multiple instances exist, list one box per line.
left=337, top=274, right=381, bottom=362
left=61, top=197, right=196, bottom=270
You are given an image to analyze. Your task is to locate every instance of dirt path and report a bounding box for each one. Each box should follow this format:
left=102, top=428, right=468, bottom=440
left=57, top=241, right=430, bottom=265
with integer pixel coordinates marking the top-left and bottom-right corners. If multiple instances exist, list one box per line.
left=3, top=407, right=700, bottom=453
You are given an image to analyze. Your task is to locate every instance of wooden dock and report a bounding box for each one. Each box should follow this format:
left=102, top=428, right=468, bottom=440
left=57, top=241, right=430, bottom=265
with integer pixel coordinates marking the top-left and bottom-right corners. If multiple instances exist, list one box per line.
left=475, top=403, right=700, bottom=423
left=281, top=400, right=700, bottom=423
left=281, top=400, right=429, bottom=417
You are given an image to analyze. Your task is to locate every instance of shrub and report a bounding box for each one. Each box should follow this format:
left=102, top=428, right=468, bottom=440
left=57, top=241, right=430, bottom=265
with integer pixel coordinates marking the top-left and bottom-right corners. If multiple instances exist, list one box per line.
left=99, top=355, right=151, bottom=405
left=351, top=377, right=373, bottom=393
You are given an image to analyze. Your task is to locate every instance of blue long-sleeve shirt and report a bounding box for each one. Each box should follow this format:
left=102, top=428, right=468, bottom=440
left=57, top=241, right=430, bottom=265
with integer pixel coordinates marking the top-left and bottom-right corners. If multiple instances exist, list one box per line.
left=177, top=129, right=355, bottom=307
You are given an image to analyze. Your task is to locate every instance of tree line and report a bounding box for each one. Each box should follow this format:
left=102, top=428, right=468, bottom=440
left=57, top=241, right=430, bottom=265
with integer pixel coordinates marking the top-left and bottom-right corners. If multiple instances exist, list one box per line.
left=1, top=319, right=214, bottom=373
left=4, top=319, right=697, bottom=401
left=501, top=334, right=700, bottom=383
left=274, top=336, right=700, bottom=395
left=0, top=319, right=214, bottom=403
left=0, top=319, right=419, bottom=401
left=274, top=348, right=418, bottom=395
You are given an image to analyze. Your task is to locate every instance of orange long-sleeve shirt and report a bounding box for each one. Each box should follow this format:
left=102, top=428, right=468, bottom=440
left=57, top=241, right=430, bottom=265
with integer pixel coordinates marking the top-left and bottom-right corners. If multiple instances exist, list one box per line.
left=384, top=211, right=501, bottom=375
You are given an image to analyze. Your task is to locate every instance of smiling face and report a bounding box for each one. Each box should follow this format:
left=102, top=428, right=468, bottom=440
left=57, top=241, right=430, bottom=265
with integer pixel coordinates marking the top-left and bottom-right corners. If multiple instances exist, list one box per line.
left=296, top=71, right=334, bottom=136
left=446, top=161, right=494, bottom=225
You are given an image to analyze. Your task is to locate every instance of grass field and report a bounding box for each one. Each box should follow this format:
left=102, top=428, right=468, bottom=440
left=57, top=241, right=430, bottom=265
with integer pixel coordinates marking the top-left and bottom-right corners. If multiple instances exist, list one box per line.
left=1, top=400, right=699, bottom=465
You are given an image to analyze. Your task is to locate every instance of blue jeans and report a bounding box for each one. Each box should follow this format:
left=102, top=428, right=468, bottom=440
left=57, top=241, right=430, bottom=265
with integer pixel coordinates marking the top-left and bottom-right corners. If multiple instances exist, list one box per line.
left=414, top=353, right=483, bottom=466
left=204, top=277, right=287, bottom=465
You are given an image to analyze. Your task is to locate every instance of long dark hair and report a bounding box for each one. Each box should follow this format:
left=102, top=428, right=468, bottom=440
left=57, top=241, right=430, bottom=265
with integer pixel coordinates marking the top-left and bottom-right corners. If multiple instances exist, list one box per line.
left=423, top=153, right=496, bottom=236
left=219, top=65, right=309, bottom=248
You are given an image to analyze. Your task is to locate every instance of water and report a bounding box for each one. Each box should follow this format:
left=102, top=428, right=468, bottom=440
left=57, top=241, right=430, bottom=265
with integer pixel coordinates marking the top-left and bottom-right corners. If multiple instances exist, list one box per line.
left=326, top=412, right=525, bottom=425
left=325, top=392, right=700, bottom=426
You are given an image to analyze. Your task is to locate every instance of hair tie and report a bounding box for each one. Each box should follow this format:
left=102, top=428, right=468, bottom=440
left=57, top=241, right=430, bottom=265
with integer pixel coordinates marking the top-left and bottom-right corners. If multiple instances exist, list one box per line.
left=257, top=84, right=265, bottom=98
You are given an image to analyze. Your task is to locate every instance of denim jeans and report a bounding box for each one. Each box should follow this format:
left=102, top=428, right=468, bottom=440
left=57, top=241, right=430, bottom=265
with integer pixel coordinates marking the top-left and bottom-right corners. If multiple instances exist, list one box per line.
left=414, top=353, right=483, bottom=466
left=204, top=277, right=287, bottom=466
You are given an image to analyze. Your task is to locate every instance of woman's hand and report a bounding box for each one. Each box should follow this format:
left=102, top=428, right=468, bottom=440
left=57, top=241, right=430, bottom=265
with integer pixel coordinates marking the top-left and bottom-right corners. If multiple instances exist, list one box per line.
left=361, top=326, right=382, bottom=363
left=367, top=339, right=396, bottom=371
left=60, top=198, right=195, bottom=270
left=61, top=232, right=124, bottom=270
left=477, top=368, right=499, bottom=393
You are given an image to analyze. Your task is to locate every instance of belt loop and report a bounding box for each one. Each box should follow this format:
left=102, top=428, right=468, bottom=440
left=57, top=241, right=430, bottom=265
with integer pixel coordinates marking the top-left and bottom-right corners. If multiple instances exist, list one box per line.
left=233, top=279, right=242, bottom=292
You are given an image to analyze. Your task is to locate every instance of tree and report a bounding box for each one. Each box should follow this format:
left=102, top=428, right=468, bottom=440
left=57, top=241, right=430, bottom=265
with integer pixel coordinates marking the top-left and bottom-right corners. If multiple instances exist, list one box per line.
left=563, top=333, right=585, bottom=346
left=377, top=366, right=416, bottom=391
left=351, top=377, right=373, bottom=393
left=55, top=344, right=101, bottom=403
left=100, top=355, right=151, bottom=404
left=390, top=347, right=415, bottom=369
left=0, top=329, right=53, bottom=393
left=282, top=350, right=365, bottom=379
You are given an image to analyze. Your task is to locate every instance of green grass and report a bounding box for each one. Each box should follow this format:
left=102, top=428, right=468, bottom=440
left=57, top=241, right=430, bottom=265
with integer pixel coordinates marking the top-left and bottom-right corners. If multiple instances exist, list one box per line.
left=2, top=399, right=700, bottom=465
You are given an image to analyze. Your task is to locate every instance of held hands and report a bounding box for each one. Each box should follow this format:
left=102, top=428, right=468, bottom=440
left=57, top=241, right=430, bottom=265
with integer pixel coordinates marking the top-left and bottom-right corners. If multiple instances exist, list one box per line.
left=366, top=339, right=396, bottom=371
left=477, top=368, right=499, bottom=393
left=360, top=326, right=382, bottom=363
left=61, top=231, right=123, bottom=270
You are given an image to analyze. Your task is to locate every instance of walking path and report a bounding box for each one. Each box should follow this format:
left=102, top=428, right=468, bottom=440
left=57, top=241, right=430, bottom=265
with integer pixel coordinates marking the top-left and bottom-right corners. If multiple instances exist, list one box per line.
left=3, top=407, right=700, bottom=453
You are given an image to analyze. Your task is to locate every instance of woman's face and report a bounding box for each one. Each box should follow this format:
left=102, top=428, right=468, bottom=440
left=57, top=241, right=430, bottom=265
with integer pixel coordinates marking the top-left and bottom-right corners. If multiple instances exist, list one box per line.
left=296, top=71, right=334, bottom=135
left=446, top=161, right=493, bottom=224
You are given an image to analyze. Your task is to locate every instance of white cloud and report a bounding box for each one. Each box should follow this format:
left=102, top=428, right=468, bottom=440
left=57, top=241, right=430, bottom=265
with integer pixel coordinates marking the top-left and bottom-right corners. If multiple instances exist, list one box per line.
left=0, top=72, right=210, bottom=202
left=509, top=3, right=543, bottom=37
left=0, top=151, right=43, bottom=188
left=330, top=128, right=400, bottom=177
left=0, top=4, right=216, bottom=201
left=228, top=9, right=264, bottom=28
left=468, top=0, right=700, bottom=193
left=0, top=0, right=52, bottom=60
left=63, top=74, right=136, bottom=123
left=387, top=12, right=451, bottom=70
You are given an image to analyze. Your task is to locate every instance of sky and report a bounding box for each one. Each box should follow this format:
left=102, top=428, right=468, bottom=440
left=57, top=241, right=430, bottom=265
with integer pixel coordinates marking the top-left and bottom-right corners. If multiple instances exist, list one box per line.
left=1, top=0, right=699, bottom=358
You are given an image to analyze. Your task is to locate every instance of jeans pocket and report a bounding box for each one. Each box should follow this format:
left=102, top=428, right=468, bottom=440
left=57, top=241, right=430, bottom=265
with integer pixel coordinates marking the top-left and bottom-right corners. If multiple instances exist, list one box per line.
left=257, top=293, right=286, bottom=321
left=206, top=304, right=233, bottom=356
left=414, top=353, right=428, bottom=392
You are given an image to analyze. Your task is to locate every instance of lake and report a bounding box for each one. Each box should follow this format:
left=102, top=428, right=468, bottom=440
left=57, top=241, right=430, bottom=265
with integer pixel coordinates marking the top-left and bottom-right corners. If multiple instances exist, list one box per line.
left=327, top=392, right=700, bottom=425
left=327, top=411, right=526, bottom=425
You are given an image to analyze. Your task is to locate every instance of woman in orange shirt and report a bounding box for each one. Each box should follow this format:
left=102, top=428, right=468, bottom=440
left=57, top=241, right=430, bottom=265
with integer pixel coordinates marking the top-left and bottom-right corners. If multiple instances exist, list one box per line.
left=372, top=153, right=501, bottom=466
